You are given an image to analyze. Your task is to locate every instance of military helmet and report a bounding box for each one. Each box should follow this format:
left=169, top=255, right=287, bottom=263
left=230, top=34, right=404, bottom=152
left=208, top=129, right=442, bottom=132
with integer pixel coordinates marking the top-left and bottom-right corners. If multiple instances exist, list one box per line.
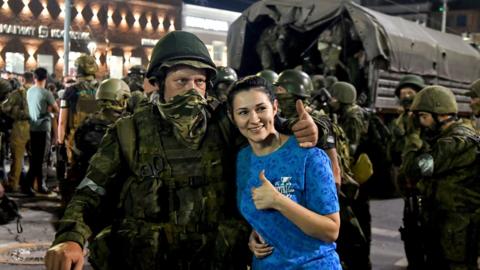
left=146, top=31, right=216, bottom=84
left=395, top=75, right=425, bottom=97
left=275, top=69, right=313, bottom=98
left=215, top=66, right=238, bottom=84
left=75, top=54, right=98, bottom=76
left=410, top=85, right=457, bottom=114
left=96, top=78, right=131, bottom=103
left=256, top=70, right=279, bottom=85
left=325, top=75, right=338, bottom=89
left=311, top=74, right=326, bottom=90
left=331, top=82, right=357, bottom=104
left=465, top=79, right=480, bottom=98
left=128, top=65, right=146, bottom=77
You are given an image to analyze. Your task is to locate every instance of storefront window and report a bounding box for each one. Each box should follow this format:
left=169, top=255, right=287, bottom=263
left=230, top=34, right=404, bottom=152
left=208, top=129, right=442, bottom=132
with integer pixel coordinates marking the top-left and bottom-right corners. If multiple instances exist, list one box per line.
left=68, top=52, right=82, bottom=76
left=108, top=55, right=124, bottom=79
left=130, top=57, right=142, bottom=67
left=5, top=52, right=25, bottom=73
left=37, top=54, right=54, bottom=74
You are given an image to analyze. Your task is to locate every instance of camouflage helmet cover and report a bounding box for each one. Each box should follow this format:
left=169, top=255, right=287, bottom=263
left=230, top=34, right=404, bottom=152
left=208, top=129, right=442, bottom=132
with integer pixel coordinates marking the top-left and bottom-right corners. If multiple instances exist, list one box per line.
left=215, top=66, right=238, bottom=84
left=410, top=85, right=457, bottom=114
left=96, top=78, right=131, bottom=103
left=464, top=79, right=480, bottom=98
left=275, top=69, right=313, bottom=98
left=331, top=81, right=357, bottom=104
left=395, top=74, right=425, bottom=97
left=146, top=31, right=216, bottom=84
left=256, top=69, right=279, bottom=85
left=75, top=54, right=98, bottom=76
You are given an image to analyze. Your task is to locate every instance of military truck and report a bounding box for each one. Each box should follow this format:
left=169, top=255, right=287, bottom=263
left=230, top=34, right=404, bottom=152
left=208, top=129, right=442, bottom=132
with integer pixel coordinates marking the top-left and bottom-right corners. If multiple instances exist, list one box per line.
left=227, top=0, right=480, bottom=114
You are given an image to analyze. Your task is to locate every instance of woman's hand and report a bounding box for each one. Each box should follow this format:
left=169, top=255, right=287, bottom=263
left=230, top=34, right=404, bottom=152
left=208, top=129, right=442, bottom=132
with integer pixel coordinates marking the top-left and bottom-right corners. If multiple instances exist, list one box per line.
left=248, top=230, right=273, bottom=259
left=251, top=170, right=282, bottom=210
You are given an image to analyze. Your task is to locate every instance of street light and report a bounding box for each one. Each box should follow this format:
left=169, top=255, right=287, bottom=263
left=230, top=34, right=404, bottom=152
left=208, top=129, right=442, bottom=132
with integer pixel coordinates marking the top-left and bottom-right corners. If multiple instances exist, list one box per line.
left=87, top=41, right=97, bottom=56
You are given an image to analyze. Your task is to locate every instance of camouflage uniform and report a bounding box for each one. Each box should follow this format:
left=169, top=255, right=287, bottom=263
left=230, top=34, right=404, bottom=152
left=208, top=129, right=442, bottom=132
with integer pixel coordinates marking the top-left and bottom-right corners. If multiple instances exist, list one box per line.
left=402, top=86, right=480, bottom=270
left=3, top=83, right=30, bottom=191
left=53, top=31, right=250, bottom=270
left=330, top=81, right=372, bottom=269
left=63, top=79, right=131, bottom=205
left=464, top=79, right=480, bottom=131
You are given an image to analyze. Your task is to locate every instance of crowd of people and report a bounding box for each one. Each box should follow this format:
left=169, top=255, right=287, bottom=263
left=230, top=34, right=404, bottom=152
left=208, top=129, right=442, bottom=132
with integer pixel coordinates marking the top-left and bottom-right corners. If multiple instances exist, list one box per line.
left=0, top=29, right=478, bottom=270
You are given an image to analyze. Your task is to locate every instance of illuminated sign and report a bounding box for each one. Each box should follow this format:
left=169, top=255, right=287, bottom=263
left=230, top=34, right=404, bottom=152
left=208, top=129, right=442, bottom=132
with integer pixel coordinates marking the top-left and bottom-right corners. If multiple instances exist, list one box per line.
left=185, top=16, right=229, bottom=32
left=0, top=24, right=91, bottom=40
left=141, top=38, right=159, bottom=47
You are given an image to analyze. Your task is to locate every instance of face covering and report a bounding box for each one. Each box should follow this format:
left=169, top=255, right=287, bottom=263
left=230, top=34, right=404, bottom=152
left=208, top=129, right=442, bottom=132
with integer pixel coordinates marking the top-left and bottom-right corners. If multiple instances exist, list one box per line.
left=276, top=93, right=298, bottom=119
left=157, top=89, right=208, bottom=150
left=400, top=97, right=414, bottom=109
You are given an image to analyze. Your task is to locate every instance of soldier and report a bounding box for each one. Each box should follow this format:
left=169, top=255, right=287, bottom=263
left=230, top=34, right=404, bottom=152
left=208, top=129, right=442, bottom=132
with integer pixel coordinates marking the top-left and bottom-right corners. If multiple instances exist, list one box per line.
left=330, top=81, right=372, bottom=269
left=45, top=31, right=319, bottom=270
left=2, top=72, right=31, bottom=193
left=464, top=79, right=480, bottom=130
left=123, top=65, right=146, bottom=93
left=256, top=69, right=278, bottom=85
left=389, top=75, right=426, bottom=269
left=212, top=66, right=237, bottom=102
left=62, top=79, right=131, bottom=205
left=57, top=54, right=99, bottom=197
left=402, top=85, right=480, bottom=270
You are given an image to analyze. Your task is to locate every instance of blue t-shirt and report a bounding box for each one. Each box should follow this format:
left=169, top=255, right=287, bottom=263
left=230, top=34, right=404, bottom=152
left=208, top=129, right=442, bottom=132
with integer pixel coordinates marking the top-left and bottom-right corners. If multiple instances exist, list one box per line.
left=236, top=136, right=341, bottom=270
left=27, top=85, right=55, bottom=132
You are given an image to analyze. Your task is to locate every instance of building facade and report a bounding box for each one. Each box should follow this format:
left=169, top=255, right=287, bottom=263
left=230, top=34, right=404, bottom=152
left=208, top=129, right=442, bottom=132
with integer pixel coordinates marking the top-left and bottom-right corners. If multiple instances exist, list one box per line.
left=0, top=0, right=182, bottom=78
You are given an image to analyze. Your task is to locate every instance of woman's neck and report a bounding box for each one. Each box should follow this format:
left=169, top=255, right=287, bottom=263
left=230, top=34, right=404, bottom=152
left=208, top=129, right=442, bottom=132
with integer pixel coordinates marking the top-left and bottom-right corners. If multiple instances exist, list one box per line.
left=250, top=132, right=287, bottom=156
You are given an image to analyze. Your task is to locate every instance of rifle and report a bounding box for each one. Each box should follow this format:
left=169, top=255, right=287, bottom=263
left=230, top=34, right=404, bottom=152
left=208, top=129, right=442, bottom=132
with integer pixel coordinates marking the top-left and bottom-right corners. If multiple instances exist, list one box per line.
left=399, top=188, right=426, bottom=268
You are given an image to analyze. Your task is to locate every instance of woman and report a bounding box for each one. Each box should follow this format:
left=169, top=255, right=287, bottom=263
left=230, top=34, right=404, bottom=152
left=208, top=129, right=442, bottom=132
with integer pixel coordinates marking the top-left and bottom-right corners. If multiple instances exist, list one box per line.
left=228, top=76, right=341, bottom=269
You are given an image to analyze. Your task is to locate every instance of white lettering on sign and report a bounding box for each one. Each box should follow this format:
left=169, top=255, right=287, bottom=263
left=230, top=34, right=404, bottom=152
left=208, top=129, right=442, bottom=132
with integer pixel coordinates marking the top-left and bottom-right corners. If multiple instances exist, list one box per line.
left=0, top=23, right=90, bottom=40
left=185, top=16, right=229, bottom=32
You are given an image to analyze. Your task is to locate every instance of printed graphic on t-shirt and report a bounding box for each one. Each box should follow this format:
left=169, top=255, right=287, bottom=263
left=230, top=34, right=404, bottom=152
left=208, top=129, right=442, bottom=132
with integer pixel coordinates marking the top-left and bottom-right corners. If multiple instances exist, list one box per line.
left=274, top=176, right=297, bottom=201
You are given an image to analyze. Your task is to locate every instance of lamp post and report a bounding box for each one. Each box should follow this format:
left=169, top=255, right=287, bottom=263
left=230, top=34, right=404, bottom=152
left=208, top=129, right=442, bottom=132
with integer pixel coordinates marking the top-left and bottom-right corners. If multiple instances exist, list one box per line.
left=63, top=0, right=72, bottom=76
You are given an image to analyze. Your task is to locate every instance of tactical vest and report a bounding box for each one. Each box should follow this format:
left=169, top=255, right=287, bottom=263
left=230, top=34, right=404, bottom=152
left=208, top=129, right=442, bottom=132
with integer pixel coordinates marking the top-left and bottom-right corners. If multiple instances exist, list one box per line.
left=68, top=80, right=98, bottom=132
left=99, top=104, right=241, bottom=269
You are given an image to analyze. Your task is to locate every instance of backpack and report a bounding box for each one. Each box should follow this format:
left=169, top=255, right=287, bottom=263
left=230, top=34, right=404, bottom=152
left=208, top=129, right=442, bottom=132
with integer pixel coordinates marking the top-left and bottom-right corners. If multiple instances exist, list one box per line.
left=0, top=194, right=22, bottom=233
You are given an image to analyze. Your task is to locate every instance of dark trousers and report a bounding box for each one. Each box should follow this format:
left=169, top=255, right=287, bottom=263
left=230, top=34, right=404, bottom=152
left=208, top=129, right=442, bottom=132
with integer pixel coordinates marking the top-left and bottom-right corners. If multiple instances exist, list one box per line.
left=26, top=131, right=51, bottom=191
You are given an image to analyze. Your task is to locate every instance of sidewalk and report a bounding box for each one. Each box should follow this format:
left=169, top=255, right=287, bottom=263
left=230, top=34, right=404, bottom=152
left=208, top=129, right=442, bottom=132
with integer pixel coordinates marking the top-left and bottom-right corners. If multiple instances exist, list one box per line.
left=0, top=193, right=92, bottom=269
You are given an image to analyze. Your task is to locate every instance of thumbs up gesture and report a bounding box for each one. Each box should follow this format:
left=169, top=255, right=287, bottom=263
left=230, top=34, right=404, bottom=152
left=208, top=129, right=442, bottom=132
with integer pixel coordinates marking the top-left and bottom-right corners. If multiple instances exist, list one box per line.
left=251, top=170, right=281, bottom=210
left=292, top=100, right=318, bottom=148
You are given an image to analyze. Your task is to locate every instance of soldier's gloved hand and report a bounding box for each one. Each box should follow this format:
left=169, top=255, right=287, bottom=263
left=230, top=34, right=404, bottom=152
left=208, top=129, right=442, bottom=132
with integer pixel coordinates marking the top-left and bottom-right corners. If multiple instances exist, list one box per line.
left=45, top=241, right=84, bottom=270
left=292, top=100, right=318, bottom=148
left=248, top=230, right=273, bottom=259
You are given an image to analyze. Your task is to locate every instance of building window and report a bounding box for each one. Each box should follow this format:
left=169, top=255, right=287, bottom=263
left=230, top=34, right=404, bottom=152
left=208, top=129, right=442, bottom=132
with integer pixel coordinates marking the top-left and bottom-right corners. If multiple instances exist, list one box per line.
left=108, top=55, right=124, bottom=79
left=68, top=51, right=82, bottom=76
left=130, top=57, right=142, bottom=66
left=5, top=52, right=25, bottom=73
left=456, top=14, right=467, bottom=27
left=37, top=54, right=54, bottom=74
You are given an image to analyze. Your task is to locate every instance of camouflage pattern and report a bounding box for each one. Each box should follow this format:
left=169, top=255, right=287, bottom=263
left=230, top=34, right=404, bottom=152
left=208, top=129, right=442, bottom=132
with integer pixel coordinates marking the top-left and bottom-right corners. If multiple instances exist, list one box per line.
left=256, top=70, right=279, bottom=85
left=337, top=104, right=367, bottom=154
left=3, top=85, right=30, bottom=191
left=401, top=119, right=480, bottom=269
left=75, top=54, right=98, bottom=77
left=157, top=89, right=209, bottom=150
left=53, top=100, right=249, bottom=270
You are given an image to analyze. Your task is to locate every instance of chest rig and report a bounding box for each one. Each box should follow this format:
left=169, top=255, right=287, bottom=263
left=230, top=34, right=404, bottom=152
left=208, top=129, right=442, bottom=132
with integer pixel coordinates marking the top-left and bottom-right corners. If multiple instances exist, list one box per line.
left=118, top=105, right=233, bottom=232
